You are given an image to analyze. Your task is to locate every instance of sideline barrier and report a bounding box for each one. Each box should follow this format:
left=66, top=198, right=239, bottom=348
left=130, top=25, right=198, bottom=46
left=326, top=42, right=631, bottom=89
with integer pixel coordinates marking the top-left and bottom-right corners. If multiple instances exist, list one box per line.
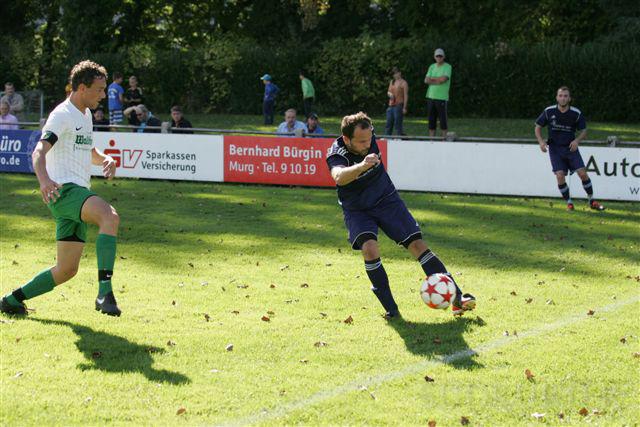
left=1, top=130, right=638, bottom=201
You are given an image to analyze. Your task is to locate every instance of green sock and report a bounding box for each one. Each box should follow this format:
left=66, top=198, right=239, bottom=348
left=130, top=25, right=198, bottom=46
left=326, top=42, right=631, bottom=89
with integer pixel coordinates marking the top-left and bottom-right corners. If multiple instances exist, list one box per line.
left=96, top=233, right=117, bottom=297
left=4, top=269, right=56, bottom=306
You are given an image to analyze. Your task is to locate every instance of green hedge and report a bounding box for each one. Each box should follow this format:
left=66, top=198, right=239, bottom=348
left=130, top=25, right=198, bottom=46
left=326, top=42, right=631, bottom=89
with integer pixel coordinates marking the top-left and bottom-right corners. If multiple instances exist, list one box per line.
left=28, top=36, right=640, bottom=122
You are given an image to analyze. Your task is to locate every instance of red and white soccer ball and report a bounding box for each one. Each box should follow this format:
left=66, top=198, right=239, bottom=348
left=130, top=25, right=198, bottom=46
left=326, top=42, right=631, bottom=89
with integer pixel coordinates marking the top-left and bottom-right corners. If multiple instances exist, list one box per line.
left=420, top=273, right=457, bottom=309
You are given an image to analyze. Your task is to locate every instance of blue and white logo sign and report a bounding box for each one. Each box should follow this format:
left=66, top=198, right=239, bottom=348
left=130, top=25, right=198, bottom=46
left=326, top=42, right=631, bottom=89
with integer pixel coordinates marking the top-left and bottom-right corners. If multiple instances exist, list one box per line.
left=0, top=130, right=41, bottom=173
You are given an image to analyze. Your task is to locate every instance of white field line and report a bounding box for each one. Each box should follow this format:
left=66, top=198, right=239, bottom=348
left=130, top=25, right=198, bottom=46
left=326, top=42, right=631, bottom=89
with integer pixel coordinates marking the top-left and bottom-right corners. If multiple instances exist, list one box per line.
left=222, top=295, right=640, bottom=427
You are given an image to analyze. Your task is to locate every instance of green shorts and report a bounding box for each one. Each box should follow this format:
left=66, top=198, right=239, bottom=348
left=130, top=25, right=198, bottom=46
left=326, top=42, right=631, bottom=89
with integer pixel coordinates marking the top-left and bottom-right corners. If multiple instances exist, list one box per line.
left=47, top=183, right=96, bottom=242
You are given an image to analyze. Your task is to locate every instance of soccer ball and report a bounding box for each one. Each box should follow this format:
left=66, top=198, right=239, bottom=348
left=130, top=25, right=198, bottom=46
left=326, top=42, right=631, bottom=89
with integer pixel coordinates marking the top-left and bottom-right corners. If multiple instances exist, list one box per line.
left=420, top=273, right=457, bottom=309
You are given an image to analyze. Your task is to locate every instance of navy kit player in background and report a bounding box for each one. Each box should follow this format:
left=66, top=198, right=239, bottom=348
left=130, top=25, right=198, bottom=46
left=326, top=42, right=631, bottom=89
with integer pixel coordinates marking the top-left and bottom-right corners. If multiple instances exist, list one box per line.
left=535, top=87, right=605, bottom=211
left=326, top=112, right=476, bottom=318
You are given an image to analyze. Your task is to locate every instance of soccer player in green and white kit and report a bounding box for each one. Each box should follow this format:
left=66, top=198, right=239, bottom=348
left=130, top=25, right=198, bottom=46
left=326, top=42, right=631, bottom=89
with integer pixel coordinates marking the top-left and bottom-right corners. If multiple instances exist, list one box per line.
left=1, top=60, right=122, bottom=316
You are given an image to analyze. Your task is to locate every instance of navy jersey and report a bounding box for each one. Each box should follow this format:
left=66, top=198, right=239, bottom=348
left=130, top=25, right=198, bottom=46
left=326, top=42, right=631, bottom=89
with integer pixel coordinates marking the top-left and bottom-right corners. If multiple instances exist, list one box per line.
left=326, top=135, right=396, bottom=210
left=535, top=105, right=586, bottom=147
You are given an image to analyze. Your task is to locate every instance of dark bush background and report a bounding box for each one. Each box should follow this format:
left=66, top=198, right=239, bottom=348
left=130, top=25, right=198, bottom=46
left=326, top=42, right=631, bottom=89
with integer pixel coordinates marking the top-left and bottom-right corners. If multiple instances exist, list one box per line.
left=2, top=0, right=638, bottom=121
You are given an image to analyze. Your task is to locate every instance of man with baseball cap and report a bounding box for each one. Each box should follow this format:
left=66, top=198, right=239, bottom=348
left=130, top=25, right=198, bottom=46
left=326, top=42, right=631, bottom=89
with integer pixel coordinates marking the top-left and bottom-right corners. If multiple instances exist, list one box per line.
left=261, top=73, right=279, bottom=125
left=424, top=48, right=452, bottom=139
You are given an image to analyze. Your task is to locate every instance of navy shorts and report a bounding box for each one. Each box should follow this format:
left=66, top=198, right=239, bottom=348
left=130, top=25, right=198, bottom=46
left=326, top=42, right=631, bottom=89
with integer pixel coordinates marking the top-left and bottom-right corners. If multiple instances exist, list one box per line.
left=343, top=192, right=422, bottom=250
left=549, top=147, right=585, bottom=174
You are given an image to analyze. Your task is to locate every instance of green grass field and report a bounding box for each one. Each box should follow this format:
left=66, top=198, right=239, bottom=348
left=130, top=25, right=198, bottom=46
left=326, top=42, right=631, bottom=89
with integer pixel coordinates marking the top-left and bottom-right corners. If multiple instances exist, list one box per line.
left=159, top=114, right=640, bottom=142
left=1, top=173, right=639, bottom=425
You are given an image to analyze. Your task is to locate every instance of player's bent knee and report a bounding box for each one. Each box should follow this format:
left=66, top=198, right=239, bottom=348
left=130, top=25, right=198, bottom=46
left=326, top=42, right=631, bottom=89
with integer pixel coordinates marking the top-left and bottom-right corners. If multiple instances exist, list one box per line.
left=55, top=265, right=79, bottom=282
left=360, top=239, right=380, bottom=259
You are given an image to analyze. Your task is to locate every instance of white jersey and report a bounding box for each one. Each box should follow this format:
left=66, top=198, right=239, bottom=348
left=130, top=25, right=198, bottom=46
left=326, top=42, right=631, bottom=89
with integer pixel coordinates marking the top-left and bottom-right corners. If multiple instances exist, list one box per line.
left=41, top=98, right=94, bottom=188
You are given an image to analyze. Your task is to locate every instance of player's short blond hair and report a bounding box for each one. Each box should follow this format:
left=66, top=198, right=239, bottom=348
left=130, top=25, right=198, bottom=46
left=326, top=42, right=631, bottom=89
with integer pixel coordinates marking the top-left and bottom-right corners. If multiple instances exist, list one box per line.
left=341, top=112, right=372, bottom=139
left=70, top=60, right=107, bottom=91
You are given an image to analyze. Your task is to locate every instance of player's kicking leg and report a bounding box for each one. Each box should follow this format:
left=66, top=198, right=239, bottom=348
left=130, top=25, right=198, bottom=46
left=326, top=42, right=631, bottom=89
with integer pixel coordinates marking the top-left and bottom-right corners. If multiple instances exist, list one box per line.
left=407, top=239, right=476, bottom=316
left=81, top=195, right=121, bottom=316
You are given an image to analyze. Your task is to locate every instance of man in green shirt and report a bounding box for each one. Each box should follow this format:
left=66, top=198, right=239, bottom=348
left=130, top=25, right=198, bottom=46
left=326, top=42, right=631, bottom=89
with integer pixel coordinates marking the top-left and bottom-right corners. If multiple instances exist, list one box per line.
left=424, top=48, right=452, bottom=139
left=299, top=70, right=315, bottom=118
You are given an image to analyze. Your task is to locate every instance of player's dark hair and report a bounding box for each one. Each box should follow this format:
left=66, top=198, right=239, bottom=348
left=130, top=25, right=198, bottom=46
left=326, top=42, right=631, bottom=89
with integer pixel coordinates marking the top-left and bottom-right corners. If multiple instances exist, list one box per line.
left=558, top=86, right=571, bottom=94
left=341, top=112, right=372, bottom=139
left=171, top=105, right=182, bottom=113
left=113, top=71, right=123, bottom=80
left=70, top=60, right=108, bottom=91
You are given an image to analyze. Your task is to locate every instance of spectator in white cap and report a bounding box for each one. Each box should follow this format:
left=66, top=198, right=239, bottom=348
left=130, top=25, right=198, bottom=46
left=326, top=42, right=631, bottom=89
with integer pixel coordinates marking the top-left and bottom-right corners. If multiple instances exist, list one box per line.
left=424, top=48, right=452, bottom=139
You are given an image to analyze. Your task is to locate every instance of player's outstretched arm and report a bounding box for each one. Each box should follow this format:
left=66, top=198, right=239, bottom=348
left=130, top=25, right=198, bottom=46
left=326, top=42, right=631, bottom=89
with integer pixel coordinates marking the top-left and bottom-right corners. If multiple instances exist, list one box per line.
left=92, top=147, right=116, bottom=179
left=331, top=154, right=380, bottom=186
left=534, top=125, right=547, bottom=153
left=32, top=140, right=61, bottom=204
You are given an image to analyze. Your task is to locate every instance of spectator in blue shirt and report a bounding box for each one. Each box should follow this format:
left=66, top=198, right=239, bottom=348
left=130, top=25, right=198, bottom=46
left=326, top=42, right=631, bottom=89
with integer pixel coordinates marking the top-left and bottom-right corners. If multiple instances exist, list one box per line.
left=277, top=108, right=307, bottom=136
left=107, top=72, right=125, bottom=126
left=261, top=74, right=279, bottom=125
left=306, top=113, right=324, bottom=135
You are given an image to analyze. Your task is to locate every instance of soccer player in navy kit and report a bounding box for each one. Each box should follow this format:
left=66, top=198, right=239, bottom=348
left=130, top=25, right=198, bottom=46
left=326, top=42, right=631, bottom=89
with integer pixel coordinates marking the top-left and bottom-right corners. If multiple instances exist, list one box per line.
left=326, top=112, right=476, bottom=318
left=535, top=87, right=605, bottom=211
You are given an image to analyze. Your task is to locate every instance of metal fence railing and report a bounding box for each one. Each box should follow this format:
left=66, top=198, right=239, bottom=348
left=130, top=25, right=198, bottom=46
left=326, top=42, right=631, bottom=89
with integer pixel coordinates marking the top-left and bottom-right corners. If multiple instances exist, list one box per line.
left=8, top=121, right=640, bottom=147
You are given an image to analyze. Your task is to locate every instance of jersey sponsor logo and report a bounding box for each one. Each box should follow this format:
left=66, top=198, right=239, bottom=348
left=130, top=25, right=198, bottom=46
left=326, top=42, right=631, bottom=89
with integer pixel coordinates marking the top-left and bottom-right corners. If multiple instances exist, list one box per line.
left=74, top=135, right=92, bottom=145
left=104, top=139, right=143, bottom=168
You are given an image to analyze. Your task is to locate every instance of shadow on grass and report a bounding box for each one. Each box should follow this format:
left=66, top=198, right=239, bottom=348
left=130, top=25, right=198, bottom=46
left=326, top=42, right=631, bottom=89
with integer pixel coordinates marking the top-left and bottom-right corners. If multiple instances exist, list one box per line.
left=387, top=315, right=486, bottom=370
left=2, top=174, right=638, bottom=275
left=28, top=317, right=190, bottom=385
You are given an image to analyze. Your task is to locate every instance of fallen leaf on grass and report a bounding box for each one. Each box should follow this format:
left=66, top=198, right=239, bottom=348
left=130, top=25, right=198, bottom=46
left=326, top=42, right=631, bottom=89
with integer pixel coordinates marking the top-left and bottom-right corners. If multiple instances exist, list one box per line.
left=119, top=256, right=127, bottom=260
left=503, top=331, right=510, bottom=336
left=325, top=263, right=332, bottom=267
left=204, top=313, right=210, bottom=322
left=171, top=300, right=176, bottom=306
left=546, top=299, right=555, bottom=305
left=319, top=312, right=327, bottom=318
left=428, top=421, right=436, bottom=427
left=531, top=412, right=545, bottom=420
left=167, top=340, right=176, bottom=347
left=592, top=409, right=605, bottom=415
left=267, top=311, right=275, bottom=315
left=558, top=412, right=565, bottom=419
left=261, top=315, right=270, bottom=322
left=525, top=298, right=533, bottom=304
left=620, top=337, right=626, bottom=344
left=13, top=371, right=23, bottom=379
left=633, top=352, right=640, bottom=358
left=299, top=359, right=308, bottom=363
left=270, top=284, right=276, bottom=288
left=12, top=260, right=18, bottom=265
left=280, top=265, right=289, bottom=271
left=300, top=283, right=309, bottom=288
left=424, top=375, right=435, bottom=382
left=578, top=407, right=589, bottom=416
left=237, top=284, right=249, bottom=289
left=343, top=315, right=353, bottom=324
left=432, top=337, right=442, bottom=345
left=460, top=416, right=470, bottom=425
left=587, top=310, right=595, bottom=316
left=188, top=262, right=194, bottom=268
left=314, top=341, right=328, bottom=347
left=510, top=291, right=517, bottom=296
left=15, top=337, right=21, bottom=343
left=92, top=351, right=103, bottom=359
left=231, top=310, right=239, bottom=315
left=176, top=407, right=186, bottom=415
left=225, top=344, right=234, bottom=351
left=525, top=369, right=535, bottom=381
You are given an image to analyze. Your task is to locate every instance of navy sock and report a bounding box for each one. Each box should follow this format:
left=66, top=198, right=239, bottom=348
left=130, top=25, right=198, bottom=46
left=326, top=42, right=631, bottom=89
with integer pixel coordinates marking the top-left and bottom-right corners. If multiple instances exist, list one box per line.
left=558, top=183, right=572, bottom=202
left=418, top=250, right=461, bottom=294
left=582, top=178, right=593, bottom=200
left=365, top=258, right=398, bottom=313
